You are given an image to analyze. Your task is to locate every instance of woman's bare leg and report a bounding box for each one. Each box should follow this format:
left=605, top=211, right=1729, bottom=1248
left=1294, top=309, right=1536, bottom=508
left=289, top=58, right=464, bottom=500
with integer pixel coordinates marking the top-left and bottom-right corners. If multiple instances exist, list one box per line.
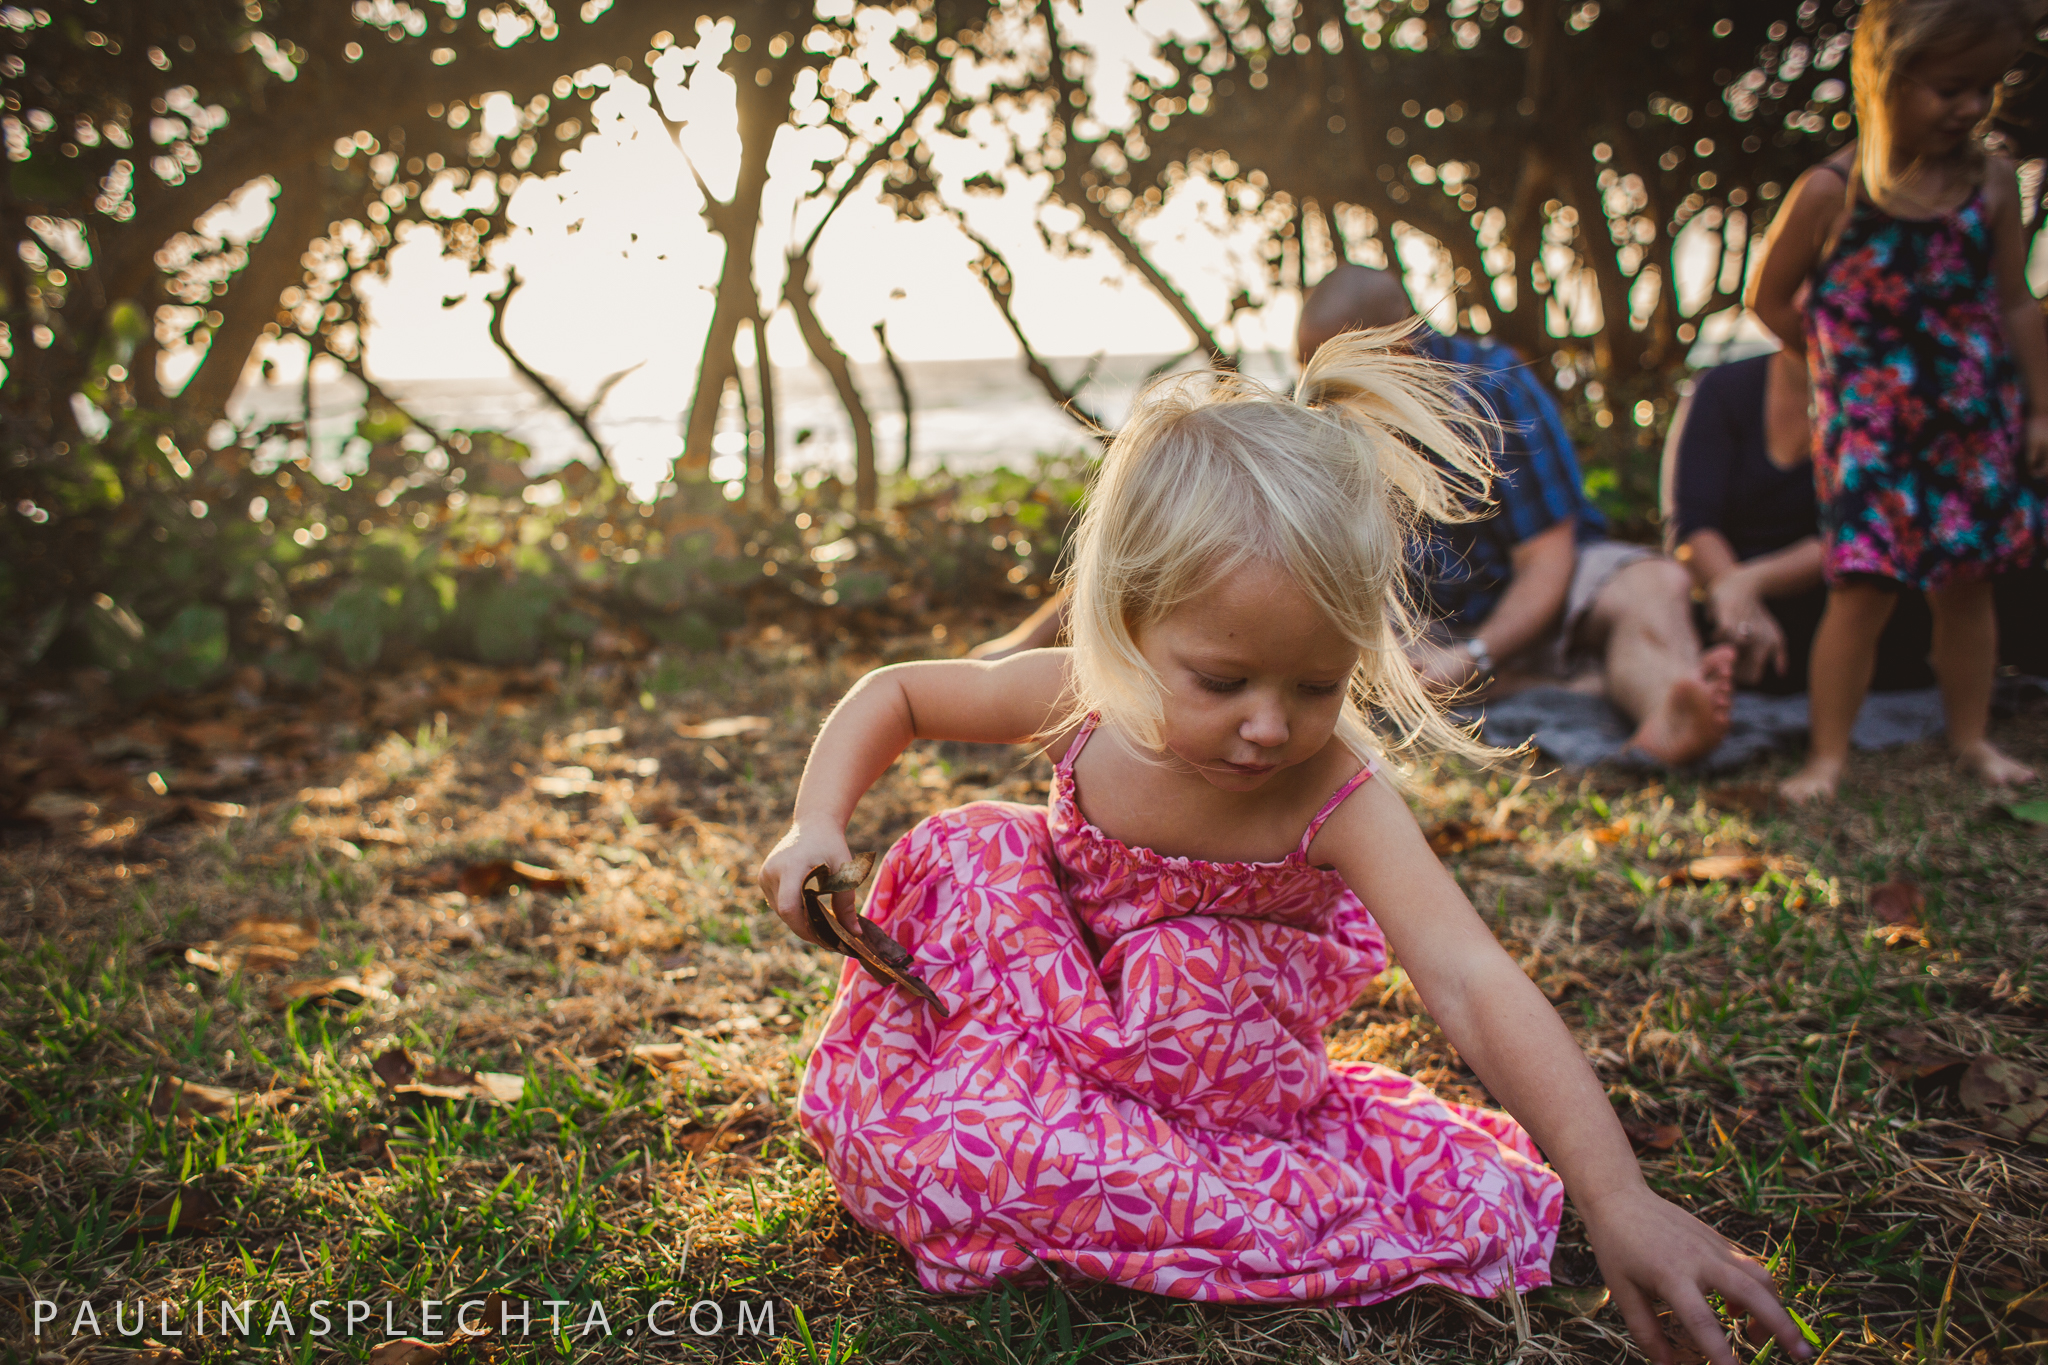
left=1782, top=582, right=1896, bottom=802
left=1929, top=576, right=2037, bottom=785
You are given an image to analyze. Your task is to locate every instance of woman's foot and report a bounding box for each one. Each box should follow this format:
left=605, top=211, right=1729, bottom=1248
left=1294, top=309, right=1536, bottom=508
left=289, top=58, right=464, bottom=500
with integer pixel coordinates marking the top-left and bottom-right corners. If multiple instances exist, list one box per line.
left=1628, top=646, right=1736, bottom=766
left=1779, top=755, right=1845, bottom=803
left=1955, top=740, right=2038, bottom=786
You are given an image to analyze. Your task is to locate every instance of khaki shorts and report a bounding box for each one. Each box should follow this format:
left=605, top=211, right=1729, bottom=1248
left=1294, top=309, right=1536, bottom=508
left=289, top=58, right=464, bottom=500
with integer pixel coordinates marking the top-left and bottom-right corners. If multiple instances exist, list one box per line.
left=1424, top=539, right=1659, bottom=681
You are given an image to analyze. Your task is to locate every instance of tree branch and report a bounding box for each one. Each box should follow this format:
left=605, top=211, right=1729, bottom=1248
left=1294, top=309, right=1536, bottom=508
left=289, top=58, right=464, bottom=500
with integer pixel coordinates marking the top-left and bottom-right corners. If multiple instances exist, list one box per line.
left=483, top=269, right=617, bottom=474
left=954, top=215, right=1106, bottom=435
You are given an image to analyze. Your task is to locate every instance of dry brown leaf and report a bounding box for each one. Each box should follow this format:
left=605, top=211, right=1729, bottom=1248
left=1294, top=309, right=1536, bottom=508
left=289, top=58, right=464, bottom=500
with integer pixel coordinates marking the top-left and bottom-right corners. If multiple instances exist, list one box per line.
left=1960, top=1053, right=2048, bottom=1144
left=1679, top=854, right=1767, bottom=883
left=1424, top=819, right=1515, bottom=856
left=1877, top=1028, right=1969, bottom=1089
left=225, top=914, right=318, bottom=953
left=1704, top=783, right=1779, bottom=816
left=1622, top=1118, right=1684, bottom=1152
left=148, top=1076, right=293, bottom=1123
left=367, top=1339, right=447, bottom=1365
left=631, top=1041, right=694, bottom=1070
left=458, top=859, right=582, bottom=898
left=801, top=854, right=946, bottom=1013
left=269, top=973, right=391, bottom=1011
left=371, top=1046, right=427, bottom=1088
left=134, top=1186, right=225, bottom=1237
left=1869, top=880, right=1924, bottom=927
left=674, top=715, right=770, bottom=740
left=360, top=1125, right=391, bottom=1165
left=237, top=944, right=300, bottom=974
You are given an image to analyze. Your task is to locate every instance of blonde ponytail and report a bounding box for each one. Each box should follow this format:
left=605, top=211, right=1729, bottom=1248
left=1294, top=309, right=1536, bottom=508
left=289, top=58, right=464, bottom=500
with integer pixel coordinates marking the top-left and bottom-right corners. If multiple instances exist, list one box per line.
left=1060, top=327, right=1511, bottom=768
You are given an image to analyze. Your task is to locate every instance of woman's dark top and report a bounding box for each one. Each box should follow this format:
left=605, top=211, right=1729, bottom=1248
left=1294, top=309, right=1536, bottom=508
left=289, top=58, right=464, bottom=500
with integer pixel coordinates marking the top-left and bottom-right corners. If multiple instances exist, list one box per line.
left=1667, top=354, right=1819, bottom=561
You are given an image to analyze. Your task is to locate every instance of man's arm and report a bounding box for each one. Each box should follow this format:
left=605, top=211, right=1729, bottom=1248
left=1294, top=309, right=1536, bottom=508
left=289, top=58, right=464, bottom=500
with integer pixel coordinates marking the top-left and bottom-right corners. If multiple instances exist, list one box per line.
left=1477, top=518, right=1577, bottom=662
left=1411, top=519, right=1575, bottom=688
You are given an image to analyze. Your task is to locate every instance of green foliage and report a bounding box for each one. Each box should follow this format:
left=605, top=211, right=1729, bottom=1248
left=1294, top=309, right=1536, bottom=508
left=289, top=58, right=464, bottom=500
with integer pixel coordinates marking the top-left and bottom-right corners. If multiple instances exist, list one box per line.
left=1, top=382, right=1081, bottom=697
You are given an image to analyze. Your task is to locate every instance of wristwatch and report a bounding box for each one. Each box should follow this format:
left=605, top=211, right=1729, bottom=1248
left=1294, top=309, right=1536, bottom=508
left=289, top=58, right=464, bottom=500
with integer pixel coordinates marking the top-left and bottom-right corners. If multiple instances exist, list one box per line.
left=1462, top=636, right=1495, bottom=678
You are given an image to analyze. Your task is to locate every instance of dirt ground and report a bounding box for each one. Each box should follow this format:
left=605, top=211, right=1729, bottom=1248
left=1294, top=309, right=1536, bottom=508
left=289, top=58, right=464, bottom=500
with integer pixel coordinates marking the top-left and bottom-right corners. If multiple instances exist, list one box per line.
left=4, top=630, right=2047, bottom=1363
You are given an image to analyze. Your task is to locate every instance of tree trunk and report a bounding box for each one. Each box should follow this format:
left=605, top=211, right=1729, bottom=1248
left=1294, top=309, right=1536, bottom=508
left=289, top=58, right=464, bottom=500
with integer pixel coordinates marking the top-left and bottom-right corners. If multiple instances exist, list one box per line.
left=678, top=59, right=798, bottom=478
left=750, top=311, right=779, bottom=509
left=174, top=159, right=329, bottom=422
left=783, top=251, right=877, bottom=511
left=873, top=320, right=914, bottom=475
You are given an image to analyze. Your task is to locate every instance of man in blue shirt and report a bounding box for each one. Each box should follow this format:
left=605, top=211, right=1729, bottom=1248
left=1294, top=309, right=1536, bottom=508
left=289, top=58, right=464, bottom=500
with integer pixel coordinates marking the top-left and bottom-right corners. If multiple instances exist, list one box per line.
left=1295, top=266, right=1736, bottom=765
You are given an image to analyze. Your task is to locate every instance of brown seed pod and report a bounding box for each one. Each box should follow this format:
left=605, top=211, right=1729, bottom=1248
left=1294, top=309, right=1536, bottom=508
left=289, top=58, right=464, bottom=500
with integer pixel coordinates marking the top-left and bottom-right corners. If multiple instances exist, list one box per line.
left=801, top=853, right=947, bottom=1014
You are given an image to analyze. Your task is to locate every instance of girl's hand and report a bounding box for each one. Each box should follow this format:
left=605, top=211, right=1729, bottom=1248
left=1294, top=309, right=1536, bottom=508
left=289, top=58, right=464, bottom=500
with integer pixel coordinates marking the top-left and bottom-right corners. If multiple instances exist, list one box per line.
left=1583, top=1185, right=1810, bottom=1365
left=2026, top=413, right=2048, bottom=479
left=1707, top=569, right=1787, bottom=685
left=760, top=823, right=860, bottom=948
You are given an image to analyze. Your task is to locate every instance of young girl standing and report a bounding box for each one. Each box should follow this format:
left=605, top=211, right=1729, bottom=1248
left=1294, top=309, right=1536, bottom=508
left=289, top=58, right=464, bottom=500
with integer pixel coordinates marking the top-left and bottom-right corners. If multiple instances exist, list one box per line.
left=1750, top=0, right=2048, bottom=801
left=760, top=333, right=1808, bottom=1365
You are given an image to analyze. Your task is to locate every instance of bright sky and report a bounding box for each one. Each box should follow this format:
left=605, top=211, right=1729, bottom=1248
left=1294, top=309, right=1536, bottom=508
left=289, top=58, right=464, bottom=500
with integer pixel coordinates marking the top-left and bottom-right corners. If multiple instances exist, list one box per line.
left=348, top=0, right=1275, bottom=399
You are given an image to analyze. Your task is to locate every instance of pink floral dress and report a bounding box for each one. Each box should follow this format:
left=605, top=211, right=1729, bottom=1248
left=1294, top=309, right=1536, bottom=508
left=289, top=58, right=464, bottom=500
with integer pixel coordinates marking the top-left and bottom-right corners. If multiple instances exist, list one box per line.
left=798, top=718, right=1563, bottom=1303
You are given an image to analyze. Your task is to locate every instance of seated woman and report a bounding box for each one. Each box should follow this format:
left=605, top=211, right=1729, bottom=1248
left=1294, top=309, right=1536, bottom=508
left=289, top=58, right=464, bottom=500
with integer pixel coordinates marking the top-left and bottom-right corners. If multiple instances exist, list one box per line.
left=1664, top=348, right=1937, bottom=695
left=1666, top=347, right=2046, bottom=691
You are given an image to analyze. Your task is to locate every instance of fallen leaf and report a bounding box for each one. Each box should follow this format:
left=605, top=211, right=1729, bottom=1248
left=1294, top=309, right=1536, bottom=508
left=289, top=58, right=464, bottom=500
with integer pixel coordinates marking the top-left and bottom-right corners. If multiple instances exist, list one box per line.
left=134, top=1186, right=225, bottom=1238
left=1869, top=880, right=1924, bottom=926
left=269, top=974, right=391, bottom=1011
left=801, top=854, right=947, bottom=1013
left=148, top=1076, right=293, bottom=1123
left=1704, top=783, right=1778, bottom=816
left=371, top=1046, right=427, bottom=1088
left=1530, top=1285, right=1611, bottom=1317
left=367, top=1339, right=447, bottom=1365
left=238, top=944, right=300, bottom=974
left=1679, top=854, right=1766, bottom=883
left=458, top=860, right=582, bottom=898
left=1424, top=819, right=1515, bottom=856
left=226, top=915, right=318, bottom=953
left=1960, top=1053, right=2048, bottom=1143
left=675, top=715, right=769, bottom=740
left=631, top=1041, right=693, bottom=1070
left=1622, top=1119, right=1684, bottom=1152
left=1875, top=923, right=1928, bottom=949
left=1877, top=1028, right=1969, bottom=1089
left=392, top=1066, right=524, bottom=1106
left=360, top=1125, right=391, bottom=1165
left=531, top=767, right=601, bottom=798
left=2005, top=800, right=2048, bottom=826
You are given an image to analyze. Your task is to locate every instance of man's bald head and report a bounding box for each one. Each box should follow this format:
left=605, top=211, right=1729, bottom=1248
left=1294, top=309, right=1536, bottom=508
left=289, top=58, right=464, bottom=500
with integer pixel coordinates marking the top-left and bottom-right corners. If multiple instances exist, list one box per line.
left=1295, top=265, right=1416, bottom=365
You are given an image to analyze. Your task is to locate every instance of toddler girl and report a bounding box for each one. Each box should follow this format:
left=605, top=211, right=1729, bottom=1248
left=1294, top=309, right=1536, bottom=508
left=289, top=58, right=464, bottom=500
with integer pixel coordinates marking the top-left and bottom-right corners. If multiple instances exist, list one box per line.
left=1750, top=0, right=2047, bottom=801
left=761, top=332, right=1806, bottom=1364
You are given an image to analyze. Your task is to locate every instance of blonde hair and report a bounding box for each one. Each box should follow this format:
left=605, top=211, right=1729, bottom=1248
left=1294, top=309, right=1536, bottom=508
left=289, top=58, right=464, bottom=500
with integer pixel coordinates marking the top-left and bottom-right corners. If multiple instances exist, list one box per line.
left=1060, top=324, right=1505, bottom=766
left=1851, top=0, right=2031, bottom=203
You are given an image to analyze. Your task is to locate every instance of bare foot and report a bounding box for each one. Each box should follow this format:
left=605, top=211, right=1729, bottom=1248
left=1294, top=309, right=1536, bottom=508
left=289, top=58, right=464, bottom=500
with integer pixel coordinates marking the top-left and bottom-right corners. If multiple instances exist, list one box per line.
left=1955, top=740, right=2038, bottom=787
left=1779, top=755, right=1845, bottom=803
left=1629, top=666, right=1734, bottom=766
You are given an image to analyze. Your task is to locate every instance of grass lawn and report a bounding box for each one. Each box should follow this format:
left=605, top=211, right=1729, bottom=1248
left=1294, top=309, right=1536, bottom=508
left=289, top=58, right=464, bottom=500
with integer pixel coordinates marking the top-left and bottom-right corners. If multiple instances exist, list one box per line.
left=4, top=634, right=2046, bottom=1365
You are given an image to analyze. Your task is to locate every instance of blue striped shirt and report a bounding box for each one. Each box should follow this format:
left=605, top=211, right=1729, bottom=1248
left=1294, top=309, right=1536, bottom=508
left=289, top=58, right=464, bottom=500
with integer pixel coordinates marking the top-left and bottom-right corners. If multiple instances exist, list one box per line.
left=1411, top=331, right=1606, bottom=627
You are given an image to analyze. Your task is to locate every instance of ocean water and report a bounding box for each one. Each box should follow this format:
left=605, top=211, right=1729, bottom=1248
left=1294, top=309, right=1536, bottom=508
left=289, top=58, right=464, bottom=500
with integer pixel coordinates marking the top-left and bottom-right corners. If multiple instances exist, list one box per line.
left=233, top=350, right=1298, bottom=487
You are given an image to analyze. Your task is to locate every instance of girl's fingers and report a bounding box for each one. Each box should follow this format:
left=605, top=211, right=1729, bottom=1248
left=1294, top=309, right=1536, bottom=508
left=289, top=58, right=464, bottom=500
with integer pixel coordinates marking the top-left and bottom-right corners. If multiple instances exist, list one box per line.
left=832, top=888, right=860, bottom=937
left=1668, top=1287, right=1741, bottom=1365
left=1711, top=1264, right=1810, bottom=1358
left=1608, top=1281, right=1675, bottom=1365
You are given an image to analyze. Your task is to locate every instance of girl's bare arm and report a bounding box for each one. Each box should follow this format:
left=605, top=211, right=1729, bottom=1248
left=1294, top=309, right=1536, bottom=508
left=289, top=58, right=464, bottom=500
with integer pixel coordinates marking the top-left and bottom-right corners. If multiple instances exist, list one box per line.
left=1985, top=158, right=2048, bottom=475
left=1318, top=781, right=1808, bottom=1365
left=1747, top=166, right=1848, bottom=354
left=760, top=649, right=1069, bottom=939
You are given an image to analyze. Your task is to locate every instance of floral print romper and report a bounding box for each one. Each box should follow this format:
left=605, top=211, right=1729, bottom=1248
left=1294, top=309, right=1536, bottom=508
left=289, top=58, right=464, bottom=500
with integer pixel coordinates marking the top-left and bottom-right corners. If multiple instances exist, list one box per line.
left=798, top=717, right=1562, bottom=1303
left=1804, top=175, right=2041, bottom=589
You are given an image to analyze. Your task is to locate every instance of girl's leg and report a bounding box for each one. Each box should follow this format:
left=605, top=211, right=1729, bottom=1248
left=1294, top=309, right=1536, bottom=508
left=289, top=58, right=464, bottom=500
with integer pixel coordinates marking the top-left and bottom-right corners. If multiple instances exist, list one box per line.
left=1929, top=576, right=2038, bottom=785
left=1782, top=583, right=1897, bottom=802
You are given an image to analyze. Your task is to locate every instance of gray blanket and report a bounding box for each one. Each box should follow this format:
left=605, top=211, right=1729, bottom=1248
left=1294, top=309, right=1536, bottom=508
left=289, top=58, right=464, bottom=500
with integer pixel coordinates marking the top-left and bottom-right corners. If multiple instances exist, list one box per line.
left=1475, top=678, right=2046, bottom=772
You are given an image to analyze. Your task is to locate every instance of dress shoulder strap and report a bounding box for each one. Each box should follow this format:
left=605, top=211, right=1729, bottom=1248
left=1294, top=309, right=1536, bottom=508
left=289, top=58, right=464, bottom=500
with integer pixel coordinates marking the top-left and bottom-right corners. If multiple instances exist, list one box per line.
left=1058, top=713, right=1100, bottom=770
left=1296, top=759, right=1379, bottom=860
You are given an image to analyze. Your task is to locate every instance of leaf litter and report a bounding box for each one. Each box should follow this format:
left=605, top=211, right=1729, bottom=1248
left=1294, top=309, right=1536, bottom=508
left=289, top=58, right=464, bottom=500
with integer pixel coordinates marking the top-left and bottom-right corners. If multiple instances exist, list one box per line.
left=0, top=641, right=2043, bottom=1363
